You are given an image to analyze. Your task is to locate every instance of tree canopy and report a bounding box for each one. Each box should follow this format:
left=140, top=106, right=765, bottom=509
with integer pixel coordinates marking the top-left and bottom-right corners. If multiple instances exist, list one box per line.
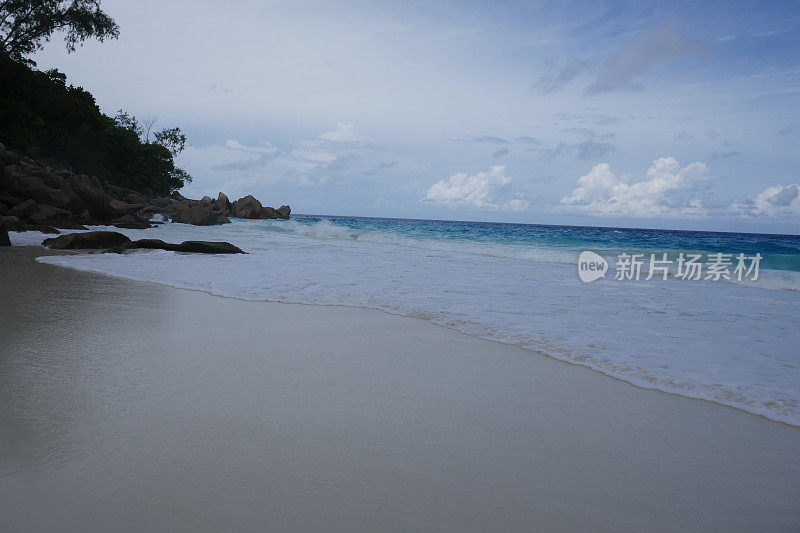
left=0, top=1, right=192, bottom=194
left=0, top=60, right=192, bottom=193
left=0, top=0, right=119, bottom=62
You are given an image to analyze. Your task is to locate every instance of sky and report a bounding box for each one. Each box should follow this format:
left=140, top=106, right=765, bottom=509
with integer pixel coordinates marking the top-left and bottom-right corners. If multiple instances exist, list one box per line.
left=31, top=0, right=800, bottom=233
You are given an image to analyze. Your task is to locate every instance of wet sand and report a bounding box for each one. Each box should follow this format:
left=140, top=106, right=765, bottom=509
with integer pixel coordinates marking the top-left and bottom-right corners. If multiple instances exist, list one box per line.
left=1, top=246, right=799, bottom=531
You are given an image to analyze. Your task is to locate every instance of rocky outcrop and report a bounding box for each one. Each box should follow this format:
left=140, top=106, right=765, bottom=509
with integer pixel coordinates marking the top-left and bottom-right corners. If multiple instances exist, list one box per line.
left=231, top=195, right=262, bottom=218
left=67, top=174, right=112, bottom=220
left=42, top=231, right=132, bottom=250
left=216, top=192, right=231, bottom=214
left=172, top=204, right=230, bottom=226
left=0, top=144, right=290, bottom=230
left=231, top=195, right=291, bottom=220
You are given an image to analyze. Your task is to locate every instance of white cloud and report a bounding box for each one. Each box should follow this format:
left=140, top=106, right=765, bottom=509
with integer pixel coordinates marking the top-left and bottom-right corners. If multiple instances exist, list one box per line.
left=560, top=157, right=711, bottom=217
left=503, top=193, right=531, bottom=212
left=224, top=139, right=281, bottom=154
left=424, top=165, right=529, bottom=211
left=735, top=184, right=800, bottom=217
left=319, top=122, right=361, bottom=142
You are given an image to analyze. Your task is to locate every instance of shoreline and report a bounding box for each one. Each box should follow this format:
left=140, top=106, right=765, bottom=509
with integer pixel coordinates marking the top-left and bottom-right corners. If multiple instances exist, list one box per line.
left=2, top=245, right=799, bottom=531
left=21, top=238, right=799, bottom=429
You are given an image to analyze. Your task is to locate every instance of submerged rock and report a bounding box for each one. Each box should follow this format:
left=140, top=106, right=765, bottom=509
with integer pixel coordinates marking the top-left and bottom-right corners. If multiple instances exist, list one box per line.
left=108, top=238, right=179, bottom=254
left=42, top=231, right=131, bottom=250
left=175, top=241, right=245, bottom=254
left=109, top=238, right=246, bottom=254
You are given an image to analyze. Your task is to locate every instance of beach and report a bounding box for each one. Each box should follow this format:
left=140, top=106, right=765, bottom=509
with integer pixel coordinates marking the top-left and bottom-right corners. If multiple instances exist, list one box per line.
left=1, top=245, right=799, bottom=532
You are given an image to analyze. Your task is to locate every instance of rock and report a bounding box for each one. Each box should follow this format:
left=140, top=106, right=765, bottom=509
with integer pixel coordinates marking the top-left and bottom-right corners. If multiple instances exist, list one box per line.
left=78, top=209, right=93, bottom=225
left=216, top=192, right=231, bottom=213
left=109, top=239, right=245, bottom=254
left=0, top=203, right=6, bottom=215
left=27, top=204, right=72, bottom=224
left=2, top=151, right=19, bottom=165
left=231, top=195, right=263, bottom=218
left=51, top=222, right=89, bottom=230
left=109, top=199, right=146, bottom=215
left=38, top=169, right=63, bottom=189
left=172, top=204, right=230, bottom=226
left=149, top=197, right=172, bottom=208
left=111, top=213, right=151, bottom=229
left=176, top=241, right=246, bottom=254
left=201, top=195, right=212, bottom=203
left=171, top=191, right=187, bottom=201
left=108, top=238, right=180, bottom=254
left=67, top=175, right=111, bottom=220
left=0, top=142, right=6, bottom=158
left=0, top=192, right=22, bottom=207
left=5, top=220, right=60, bottom=234
left=8, top=199, right=38, bottom=219
left=0, top=218, right=11, bottom=246
left=42, top=231, right=131, bottom=250
left=26, top=184, right=73, bottom=209
left=125, top=191, right=149, bottom=205
left=230, top=195, right=289, bottom=219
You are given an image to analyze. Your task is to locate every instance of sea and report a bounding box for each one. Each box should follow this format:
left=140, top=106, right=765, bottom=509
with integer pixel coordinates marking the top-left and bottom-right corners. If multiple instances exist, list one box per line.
left=11, top=215, right=800, bottom=426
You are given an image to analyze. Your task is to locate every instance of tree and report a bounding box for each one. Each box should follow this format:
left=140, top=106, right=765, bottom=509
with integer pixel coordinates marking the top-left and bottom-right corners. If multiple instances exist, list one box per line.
left=0, top=0, right=119, bottom=62
left=114, top=108, right=141, bottom=137
left=141, top=114, right=157, bottom=141
left=154, top=126, right=187, bottom=156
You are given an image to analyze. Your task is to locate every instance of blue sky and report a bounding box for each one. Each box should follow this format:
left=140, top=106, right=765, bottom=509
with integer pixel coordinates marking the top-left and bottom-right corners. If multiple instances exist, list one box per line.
left=32, top=0, right=800, bottom=233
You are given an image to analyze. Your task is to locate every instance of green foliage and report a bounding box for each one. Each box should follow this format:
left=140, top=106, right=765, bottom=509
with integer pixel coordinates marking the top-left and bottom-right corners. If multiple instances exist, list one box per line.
left=153, top=127, right=187, bottom=156
left=0, top=58, right=192, bottom=193
left=0, top=0, right=120, bottom=62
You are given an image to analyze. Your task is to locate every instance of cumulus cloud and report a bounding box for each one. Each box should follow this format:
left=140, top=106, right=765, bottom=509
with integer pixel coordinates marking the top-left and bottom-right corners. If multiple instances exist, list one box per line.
left=735, top=184, right=800, bottom=217
left=424, top=165, right=528, bottom=211
left=319, top=121, right=361, bottom=142
left=587, top=22, right=705, bottom=94
left=560, top=157, right=711, bottom=217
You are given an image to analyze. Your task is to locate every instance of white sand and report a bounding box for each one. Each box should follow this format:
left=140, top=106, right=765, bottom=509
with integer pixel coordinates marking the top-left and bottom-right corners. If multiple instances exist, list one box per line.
left=1, top=246, right=799, bottom=532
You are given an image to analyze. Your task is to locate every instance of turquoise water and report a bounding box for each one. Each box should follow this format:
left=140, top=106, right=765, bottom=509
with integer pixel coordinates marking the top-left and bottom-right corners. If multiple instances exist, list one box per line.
left=294, top=214, right=800, bottom=274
